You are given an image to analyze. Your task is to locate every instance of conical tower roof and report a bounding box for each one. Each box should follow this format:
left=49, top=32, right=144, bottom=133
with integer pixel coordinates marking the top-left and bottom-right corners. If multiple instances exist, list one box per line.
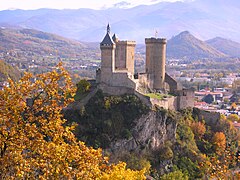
left=100, top=23, right=115, bottom=46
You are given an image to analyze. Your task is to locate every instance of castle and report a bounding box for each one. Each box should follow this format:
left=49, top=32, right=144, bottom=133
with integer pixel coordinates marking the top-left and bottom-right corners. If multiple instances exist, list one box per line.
left=96, top=24, right=194, bottom=110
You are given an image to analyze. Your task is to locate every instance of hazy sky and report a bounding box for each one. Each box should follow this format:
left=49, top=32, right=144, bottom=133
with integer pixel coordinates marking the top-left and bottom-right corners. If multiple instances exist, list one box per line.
left=0, top=0, right=184, bottom=10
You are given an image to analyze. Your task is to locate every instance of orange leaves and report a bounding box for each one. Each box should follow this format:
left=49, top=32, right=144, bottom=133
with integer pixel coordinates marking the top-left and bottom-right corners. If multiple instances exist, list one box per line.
left=212, top=132, right=226, bottom=153
left=190, top=121, right=206, bottom=139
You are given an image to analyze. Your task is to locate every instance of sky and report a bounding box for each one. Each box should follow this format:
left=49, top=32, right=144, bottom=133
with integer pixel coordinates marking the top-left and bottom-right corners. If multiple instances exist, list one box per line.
left=0, top=0, right=184, bottom=10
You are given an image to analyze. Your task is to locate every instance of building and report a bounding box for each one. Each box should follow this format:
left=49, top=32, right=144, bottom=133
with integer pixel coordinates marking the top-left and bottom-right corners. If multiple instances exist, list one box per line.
left=96, top=24, right=194, bottom=110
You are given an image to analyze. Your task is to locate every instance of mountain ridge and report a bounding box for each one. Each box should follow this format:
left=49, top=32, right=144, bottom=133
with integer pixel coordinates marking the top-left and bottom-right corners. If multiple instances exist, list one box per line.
left=0, top=0, right=240, bottom=43
left=167, top=31, right=227, bottom=59
left=0, top=27, right=94, bottom=59
left=206, top=37, right=240, bottom=57
left=1, top=27, right=239, bottom=60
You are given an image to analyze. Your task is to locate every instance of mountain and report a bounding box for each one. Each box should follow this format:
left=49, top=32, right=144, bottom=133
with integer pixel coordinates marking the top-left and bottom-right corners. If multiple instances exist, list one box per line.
left=0, top=0, right=240, bottom=43
left=0, top=27, right=93, bottom=59
left=1, top=27, right=236, bottom=60
left=166, top=31, right=227, bottom=59
left=206, top=37, right=240, bottom=57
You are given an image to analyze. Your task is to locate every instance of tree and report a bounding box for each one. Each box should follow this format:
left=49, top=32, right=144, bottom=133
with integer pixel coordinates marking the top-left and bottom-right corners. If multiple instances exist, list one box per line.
left=230, top=102, right=237, bottom=111
left=160, top=170, right=188, bottom=180
left=76, top=79, right=91, bottom=94
left=190, top=121, right=206, bottom=139
left=227, top=114, right=239, bottom=123
left=212, top=132, right=226, bottom=153
left=202, top=94, right=214, bottom=104
left=0, top=63, right=145, bottom=179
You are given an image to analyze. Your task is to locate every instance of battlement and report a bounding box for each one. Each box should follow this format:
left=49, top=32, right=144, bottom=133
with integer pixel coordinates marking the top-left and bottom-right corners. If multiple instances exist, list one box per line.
left=117, top=40, right=136, bottom=45
left=145, top=38, right=167, bottom=44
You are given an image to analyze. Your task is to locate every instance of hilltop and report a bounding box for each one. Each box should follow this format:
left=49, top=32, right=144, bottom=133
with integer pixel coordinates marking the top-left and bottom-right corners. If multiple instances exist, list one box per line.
left=0, top=27, right=93, bottom=59
left=166, top=31, right=227, bottom=59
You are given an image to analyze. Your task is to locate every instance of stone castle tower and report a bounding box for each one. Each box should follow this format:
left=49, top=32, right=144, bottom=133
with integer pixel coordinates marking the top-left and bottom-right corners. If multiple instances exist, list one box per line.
left=114, top=34, right=136, bottom=75
left=96, top=24, right=194, bottom=110
left=97, top=24, right=136, bottom=94
left=99, top=24, right=116, bottom=85
left=145, top=38, right=167, bottom=90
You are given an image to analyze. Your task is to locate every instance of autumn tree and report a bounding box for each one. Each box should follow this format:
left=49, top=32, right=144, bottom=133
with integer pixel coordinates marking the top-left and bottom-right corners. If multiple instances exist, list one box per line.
left=212, top=132, right=226, bottom=153
left=230, top=102, right=237, bottom=110
left=190, top=121, right=206, bottom=139
left=227, top=114, right=239, bottom=123
left=0, top=63, right=146, bottom=179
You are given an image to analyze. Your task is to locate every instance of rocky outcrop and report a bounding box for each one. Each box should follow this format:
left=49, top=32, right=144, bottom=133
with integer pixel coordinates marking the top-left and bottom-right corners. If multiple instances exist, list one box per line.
left=109, top=108, right=177, bottom=153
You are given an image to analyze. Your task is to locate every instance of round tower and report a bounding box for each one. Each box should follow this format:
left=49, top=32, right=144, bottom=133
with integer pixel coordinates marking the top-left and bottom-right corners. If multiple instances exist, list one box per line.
left=145, top=37, right=167, bottom=90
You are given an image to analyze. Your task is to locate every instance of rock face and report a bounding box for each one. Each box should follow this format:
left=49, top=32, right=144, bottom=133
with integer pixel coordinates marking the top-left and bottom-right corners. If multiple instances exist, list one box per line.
left=109, top=109, right=177, bottom=152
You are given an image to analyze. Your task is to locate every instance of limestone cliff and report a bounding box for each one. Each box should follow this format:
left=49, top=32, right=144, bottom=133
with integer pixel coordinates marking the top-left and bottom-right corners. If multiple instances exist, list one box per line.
left=109, top=109, right=177, bottom=153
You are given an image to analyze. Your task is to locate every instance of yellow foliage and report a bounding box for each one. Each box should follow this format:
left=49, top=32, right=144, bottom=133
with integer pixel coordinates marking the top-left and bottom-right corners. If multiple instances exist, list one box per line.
left=227, top=114, right=239, bottom=123
left=0, top=63, right=145, bottom=179
left=101, top=162, right=146, bottom=180
left=212, top=132, right=226, bottom=153
left=190, top=121, right=206, bottom=138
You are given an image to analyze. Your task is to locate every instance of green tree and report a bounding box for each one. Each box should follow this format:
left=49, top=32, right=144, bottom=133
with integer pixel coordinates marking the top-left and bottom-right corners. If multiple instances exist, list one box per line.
left=202, top=94, right=214, bottom=104
left=160, top=170, right=188, bottom=180
left=76, top=79, right=91, bottom=95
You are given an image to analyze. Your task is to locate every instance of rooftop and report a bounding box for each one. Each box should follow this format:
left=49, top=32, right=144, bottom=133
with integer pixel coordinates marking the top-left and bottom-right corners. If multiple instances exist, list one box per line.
left=100, top=24, right=115, bottom=46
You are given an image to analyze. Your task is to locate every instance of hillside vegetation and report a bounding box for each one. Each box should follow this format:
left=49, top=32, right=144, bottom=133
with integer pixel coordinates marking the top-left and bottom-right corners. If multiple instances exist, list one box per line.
left=0, top=60, right=21, bottom=81
left=0, top=28, right=99, bottom=59
left=65, top=90, right=149, bottom=149
left=65, top=91, right=240, bottom=179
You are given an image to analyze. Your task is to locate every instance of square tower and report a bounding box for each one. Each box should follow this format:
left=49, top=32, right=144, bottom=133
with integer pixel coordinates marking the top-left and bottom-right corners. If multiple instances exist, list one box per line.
left=100, top=24, right=116, bottom=85
left=115, top=40, right=136, bottom=75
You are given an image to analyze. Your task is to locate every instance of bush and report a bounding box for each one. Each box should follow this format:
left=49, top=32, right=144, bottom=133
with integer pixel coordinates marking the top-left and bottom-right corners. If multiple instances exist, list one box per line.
left=76, top=79, right=91, bottom=94
left=160, top=170, right=188, bottom=180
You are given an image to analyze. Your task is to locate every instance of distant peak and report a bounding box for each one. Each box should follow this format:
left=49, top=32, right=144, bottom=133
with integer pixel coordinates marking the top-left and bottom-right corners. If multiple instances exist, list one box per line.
left=179, top=31, right=191, bottom=35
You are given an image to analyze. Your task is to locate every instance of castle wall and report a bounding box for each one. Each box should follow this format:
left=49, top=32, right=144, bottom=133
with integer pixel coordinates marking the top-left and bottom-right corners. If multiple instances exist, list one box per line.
left=111, top=72, right=135, bottom=89
left=165, top=73, right=182, bottom=94
left=99, top=71, right=136, bottom=96
left=99, top=83, right=135, bottom=96
left=138, top=73, right=153, bottom=91
left=150, top=96, right=177, bottom=110
left=176, top=89, right=195, bottom=110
